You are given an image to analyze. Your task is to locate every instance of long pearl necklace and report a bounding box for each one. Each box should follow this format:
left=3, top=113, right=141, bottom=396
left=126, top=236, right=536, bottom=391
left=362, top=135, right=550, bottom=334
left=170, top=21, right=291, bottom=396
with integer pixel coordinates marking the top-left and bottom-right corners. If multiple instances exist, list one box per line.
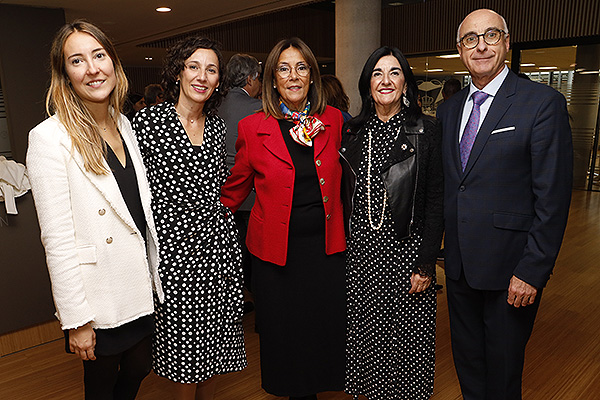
left=366, top=128, right=387, bottom=230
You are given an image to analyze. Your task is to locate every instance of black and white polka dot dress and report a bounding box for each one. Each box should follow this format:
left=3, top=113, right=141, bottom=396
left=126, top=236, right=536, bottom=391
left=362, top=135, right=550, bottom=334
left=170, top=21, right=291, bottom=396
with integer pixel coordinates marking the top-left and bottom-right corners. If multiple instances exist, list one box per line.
left=345, top=115, right=436, bottom=400
left=133, top=102, right=247, bottom=384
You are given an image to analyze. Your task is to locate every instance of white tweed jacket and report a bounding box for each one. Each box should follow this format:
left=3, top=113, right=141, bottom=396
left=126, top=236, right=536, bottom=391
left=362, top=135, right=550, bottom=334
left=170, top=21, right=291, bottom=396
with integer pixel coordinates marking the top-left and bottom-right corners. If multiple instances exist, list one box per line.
left=26, top=113, right=164, bottom=330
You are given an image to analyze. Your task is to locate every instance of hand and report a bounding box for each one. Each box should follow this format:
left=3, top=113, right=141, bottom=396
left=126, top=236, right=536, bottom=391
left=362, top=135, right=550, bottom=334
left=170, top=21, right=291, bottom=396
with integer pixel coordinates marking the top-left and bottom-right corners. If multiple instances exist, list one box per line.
left=69, top=323, right=96, bottom=361
left=409, top=273, right=432, bottom=294
left=507, top=275, right=538, bottom=308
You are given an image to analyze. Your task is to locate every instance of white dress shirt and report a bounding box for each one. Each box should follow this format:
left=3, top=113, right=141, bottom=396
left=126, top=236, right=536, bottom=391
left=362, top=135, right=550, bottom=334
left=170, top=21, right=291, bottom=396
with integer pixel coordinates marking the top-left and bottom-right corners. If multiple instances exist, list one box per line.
left=459, top=65, right=510, bottom=141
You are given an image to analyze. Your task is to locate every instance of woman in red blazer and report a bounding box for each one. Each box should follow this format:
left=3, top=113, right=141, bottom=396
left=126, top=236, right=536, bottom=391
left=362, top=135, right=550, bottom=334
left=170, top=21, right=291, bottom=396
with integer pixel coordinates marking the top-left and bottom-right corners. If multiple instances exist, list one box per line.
left=221, top=38, right=346, bottom=400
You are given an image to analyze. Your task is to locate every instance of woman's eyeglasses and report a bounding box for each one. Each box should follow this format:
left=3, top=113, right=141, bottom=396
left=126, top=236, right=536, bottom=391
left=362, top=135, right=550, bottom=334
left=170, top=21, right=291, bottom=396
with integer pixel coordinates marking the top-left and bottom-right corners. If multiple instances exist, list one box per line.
left=275, top=63, right=311, bottom=78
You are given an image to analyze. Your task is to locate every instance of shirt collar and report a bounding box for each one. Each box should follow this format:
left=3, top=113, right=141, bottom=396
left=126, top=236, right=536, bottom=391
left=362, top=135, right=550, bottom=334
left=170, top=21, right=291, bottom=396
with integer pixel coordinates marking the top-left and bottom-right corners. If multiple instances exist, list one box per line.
left=468, top=65, right=509, bottom=100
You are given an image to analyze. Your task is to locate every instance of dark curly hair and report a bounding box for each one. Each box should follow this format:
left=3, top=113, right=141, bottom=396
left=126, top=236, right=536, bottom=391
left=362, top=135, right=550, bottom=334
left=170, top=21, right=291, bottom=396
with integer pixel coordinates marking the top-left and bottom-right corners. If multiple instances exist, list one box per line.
left=161, top=36, right=224, bottom=116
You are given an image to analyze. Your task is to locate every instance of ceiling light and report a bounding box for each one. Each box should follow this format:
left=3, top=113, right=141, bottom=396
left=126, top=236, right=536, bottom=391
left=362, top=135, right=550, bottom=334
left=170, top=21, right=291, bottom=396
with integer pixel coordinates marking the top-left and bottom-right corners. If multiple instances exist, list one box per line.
left=539, top=66, right=557, bottom=70
left=580, top=70, right=600, bottom=75
left=156, top=7, right=171, bottom=12
left=454, top=71, right=470, bottom=74
left=520, top=63, right=535, bottom=67
left=437, top=54, right=460, bottom=59
left=426, top=69, right=443, bottom=72
left=145, top=57, right=153, bottom=61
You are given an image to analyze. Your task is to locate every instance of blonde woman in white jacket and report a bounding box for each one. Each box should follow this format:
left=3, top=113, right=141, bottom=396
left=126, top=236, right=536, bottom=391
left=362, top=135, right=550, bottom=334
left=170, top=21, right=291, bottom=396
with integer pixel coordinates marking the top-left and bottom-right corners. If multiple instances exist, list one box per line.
left=26, top=20, right=163, bottom=400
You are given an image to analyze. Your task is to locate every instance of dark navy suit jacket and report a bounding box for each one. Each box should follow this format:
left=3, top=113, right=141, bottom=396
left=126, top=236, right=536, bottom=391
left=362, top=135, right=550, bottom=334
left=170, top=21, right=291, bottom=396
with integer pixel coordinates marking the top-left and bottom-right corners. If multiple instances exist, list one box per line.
left=437, top=71, right=572, bottom=290
left=218, top=87, right=262, bottom=211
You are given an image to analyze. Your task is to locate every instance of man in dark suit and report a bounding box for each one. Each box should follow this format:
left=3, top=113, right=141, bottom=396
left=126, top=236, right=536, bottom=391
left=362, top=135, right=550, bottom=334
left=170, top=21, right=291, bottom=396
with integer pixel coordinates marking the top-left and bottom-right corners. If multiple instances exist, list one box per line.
left=218, top=54, right=262, bottom=303
left=436, top=9, right=572, bottom=400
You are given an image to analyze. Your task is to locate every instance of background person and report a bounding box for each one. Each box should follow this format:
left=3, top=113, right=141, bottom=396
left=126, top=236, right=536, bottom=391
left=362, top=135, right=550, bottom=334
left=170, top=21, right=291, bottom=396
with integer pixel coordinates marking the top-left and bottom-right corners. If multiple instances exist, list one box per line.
left=26, top=20, right=163, bottom=399
left=132, top=37, right=247, bottom=400
left=441, top=77, right=462, bottom=101
left=143, top=83, right=164, bottom=106
left=437, top=9, right=572, bottom=400
left=321, top=74, right=352, bottom=122
left=340, top=46, right=443, bottom=400
left=218, top=54, right=262, bottom=302
left=221, top=37, right=346, bottom=400
left=124, top=92, right=146, bottom=121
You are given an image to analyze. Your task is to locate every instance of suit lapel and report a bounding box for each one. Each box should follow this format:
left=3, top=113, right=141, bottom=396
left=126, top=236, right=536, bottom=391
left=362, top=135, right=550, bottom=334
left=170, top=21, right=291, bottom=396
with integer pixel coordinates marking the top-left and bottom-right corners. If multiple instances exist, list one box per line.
left=462, top=72, right=517, bottom=179
left=313, top=112, right=331, bottom=158
left=450, top=89, right=469, bottom=176
left=260, top=116, right=293, bottom=166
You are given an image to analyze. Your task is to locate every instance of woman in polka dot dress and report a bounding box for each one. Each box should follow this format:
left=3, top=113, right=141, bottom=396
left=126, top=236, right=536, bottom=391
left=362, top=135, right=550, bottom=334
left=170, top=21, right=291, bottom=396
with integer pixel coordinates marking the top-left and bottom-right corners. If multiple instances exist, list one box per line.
left=132, top=37, right=246, bottom=399
left=340, top=46, right=443, bottom=400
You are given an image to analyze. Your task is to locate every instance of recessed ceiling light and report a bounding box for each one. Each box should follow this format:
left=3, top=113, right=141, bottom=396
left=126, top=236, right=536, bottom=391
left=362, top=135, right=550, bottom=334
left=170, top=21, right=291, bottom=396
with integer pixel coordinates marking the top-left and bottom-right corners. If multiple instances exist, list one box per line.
left=145, top=57, right=153, bottom=61
left=520, top=63, right=535, bottom=67
left=437, top=54, right=460, bottom=59
left=539, top=66, right=557, bottom=70
left=426, top=69, right=444, bottom=72
left=454, top=71, right=470, bottom=74
left=156, top=7, right=171, bottom=12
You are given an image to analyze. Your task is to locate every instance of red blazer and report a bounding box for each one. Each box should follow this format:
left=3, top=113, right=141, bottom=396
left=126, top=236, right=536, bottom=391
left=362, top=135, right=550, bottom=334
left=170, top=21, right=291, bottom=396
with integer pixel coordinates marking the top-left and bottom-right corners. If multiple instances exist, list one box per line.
left=221, top=106, right=347, bottom=266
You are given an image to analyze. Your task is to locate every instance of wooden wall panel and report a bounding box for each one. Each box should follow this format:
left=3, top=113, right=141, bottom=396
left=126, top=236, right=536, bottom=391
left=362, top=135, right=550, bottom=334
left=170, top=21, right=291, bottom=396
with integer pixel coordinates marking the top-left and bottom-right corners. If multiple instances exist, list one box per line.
left=382, top=0, right=600, bottom=55
left=123, top=66, right=163, bottom=95
left=139, top=6, right=335, bottom=59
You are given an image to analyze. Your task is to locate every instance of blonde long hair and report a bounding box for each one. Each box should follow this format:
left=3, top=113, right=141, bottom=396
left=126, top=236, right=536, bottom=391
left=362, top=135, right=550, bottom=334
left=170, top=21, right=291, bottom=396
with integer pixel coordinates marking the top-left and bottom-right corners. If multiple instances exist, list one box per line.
left=46, top=20, right=128, bottom=175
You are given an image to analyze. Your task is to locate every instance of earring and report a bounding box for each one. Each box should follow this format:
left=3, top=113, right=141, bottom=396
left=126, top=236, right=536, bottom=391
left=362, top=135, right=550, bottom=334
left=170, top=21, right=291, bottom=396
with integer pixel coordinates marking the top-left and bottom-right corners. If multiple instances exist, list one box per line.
left=215, top=87, right=219, bottom=92
left=176, top=80, right=180, bottom=85
left=273, top=85, right=277, bottom=89
left=310, top=80, right=313, bottom=84
left=402, top=94, right=410, bottom=107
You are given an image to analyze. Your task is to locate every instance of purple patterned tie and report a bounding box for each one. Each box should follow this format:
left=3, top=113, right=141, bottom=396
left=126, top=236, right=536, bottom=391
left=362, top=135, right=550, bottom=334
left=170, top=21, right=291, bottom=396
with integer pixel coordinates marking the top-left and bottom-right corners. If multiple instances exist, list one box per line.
left=459, top=91, right=489, bottom=171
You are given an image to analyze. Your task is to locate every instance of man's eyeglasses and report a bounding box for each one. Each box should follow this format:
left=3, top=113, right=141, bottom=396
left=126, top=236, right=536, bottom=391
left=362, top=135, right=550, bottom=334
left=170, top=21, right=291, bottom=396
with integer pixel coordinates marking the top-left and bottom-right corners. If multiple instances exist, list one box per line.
left=275, top=63, right=311, bottom=78
left=459, top=28, right=506, bottom=49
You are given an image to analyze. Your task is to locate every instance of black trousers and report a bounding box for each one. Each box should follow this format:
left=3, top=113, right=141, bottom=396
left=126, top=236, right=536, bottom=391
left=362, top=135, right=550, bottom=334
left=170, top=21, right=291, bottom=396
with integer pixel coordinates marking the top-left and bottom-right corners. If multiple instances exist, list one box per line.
left=446, top=270, right=542, bottom=400
left=234, top=210, right=252, bottom=291
left=82, top=335, right=152, bottom=400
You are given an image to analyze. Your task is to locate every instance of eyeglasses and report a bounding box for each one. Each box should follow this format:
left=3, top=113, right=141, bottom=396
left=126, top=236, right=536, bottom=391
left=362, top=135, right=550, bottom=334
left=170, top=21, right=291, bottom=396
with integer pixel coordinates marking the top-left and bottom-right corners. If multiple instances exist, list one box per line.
left=275, top=63, right=311, bottom=78
left=459, top=28, right=506, bottom=49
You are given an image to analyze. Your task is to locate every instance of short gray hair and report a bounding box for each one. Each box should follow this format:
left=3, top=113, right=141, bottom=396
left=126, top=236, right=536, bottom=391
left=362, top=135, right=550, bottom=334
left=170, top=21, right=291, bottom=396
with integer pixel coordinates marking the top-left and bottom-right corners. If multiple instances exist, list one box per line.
left=223, top=54, right=261, bottom=89
left=456, top=10, right=509, bottom=43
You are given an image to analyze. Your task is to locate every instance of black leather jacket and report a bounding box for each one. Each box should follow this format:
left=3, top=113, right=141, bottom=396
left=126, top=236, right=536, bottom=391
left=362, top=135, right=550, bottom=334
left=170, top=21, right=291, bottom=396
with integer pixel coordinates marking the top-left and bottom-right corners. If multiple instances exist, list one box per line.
left=339, top=114, right=444, bottom=276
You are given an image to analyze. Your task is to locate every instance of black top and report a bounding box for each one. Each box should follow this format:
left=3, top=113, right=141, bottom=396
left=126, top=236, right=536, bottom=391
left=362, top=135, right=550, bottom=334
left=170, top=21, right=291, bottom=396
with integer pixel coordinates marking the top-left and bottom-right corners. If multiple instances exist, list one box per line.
left=340, top=114, right=444, bottom=277
left=278, top=119, right=325, bottom=238
left=106, top=140, right=147, bottom=241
